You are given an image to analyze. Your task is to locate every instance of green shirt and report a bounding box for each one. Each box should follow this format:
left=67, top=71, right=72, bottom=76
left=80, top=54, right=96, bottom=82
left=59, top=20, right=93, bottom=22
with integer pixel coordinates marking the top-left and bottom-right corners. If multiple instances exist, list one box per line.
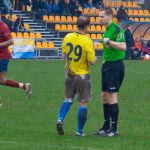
left=102, top=22, right=126, bottom=61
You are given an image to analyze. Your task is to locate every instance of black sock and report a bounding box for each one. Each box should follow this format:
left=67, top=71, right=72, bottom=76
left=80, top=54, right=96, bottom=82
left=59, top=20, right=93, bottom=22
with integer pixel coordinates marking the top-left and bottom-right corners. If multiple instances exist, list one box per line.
left=102, top=103, right=110, bottom=130
left=110, top=103, right=119, bottom=132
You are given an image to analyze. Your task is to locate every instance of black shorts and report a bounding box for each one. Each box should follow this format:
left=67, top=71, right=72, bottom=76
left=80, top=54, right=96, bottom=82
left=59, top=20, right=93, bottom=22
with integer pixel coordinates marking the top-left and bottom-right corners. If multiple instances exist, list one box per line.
left=101, top=60, right=125, bottom=93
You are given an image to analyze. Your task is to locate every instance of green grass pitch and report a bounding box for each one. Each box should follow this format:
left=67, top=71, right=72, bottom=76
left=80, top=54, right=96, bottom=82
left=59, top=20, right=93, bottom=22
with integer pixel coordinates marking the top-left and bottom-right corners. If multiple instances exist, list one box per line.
left=0, top=60, right=150, bottom=150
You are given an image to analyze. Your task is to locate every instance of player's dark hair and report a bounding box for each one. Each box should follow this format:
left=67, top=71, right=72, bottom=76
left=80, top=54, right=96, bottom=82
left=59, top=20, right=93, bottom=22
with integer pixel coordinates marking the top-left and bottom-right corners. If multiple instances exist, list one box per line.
left=101, top=8, right=113, bottom=16
left=77, top=16, right=90, bottom=30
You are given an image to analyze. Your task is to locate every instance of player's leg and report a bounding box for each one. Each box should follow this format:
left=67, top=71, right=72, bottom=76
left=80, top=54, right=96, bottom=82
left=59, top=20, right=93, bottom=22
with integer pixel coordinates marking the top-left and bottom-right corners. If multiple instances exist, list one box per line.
left=57, top=75, right=75, bottom=135
left=76, top=74, right=91, bottom=136
left=0, top=60, right=32, bottom=98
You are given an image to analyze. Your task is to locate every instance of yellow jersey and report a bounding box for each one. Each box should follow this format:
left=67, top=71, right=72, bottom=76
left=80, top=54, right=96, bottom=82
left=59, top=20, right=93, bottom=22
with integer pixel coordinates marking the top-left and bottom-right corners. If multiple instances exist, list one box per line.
left=62, top=32, right=96, bottom=75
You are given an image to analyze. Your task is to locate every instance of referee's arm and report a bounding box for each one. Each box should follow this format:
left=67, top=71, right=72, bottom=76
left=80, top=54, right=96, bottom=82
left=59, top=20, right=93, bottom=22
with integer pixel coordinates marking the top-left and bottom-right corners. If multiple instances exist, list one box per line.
left=104, top=38, right=126, bottom=51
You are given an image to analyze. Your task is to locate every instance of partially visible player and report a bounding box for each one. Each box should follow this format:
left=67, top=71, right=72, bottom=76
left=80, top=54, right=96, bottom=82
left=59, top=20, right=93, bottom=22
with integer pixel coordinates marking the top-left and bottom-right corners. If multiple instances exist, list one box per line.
left=56, top=16, right=97, bottom=136
left=0, top=14, right=32, bottom=98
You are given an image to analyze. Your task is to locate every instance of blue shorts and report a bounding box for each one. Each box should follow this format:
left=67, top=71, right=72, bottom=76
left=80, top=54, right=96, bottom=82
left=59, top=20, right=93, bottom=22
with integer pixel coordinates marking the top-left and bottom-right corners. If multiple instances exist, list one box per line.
left=0, top=60, right=9, bottom=72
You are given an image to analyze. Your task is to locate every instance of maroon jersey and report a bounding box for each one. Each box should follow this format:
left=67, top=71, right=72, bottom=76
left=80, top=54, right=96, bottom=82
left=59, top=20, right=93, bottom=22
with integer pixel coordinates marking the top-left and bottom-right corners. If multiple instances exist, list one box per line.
left=0, top=21, right=12, bottom=59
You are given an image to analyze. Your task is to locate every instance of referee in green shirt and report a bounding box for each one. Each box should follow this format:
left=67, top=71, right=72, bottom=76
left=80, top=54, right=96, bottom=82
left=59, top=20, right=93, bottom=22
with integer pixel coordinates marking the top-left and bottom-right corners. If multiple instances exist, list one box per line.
left=95, top=8, right=126, bottom=137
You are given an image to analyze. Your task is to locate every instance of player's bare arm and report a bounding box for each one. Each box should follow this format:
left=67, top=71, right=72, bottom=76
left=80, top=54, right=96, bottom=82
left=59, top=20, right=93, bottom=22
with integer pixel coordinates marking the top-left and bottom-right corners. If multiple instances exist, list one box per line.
left=0, top=38, right=14, bottom=48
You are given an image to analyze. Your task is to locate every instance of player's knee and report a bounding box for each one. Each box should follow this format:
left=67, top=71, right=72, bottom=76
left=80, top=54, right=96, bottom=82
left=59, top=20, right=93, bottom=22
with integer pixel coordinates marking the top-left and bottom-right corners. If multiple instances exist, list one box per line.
left=0, top=77, right=6, bottom=84
left=107, top=93, right=118, bottom=104
left=101, top=92, right=108, bottom=103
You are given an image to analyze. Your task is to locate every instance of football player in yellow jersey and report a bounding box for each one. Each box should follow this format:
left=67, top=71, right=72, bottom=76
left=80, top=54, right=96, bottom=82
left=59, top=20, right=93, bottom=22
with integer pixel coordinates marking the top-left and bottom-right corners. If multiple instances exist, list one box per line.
left=56, top=16, right=97, bottom=136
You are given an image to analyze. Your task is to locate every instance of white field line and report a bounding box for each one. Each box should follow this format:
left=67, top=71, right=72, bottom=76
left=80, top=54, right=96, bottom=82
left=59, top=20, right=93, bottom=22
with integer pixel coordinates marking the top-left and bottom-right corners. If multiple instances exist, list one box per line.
left=0, top=140, right=102, bottom=150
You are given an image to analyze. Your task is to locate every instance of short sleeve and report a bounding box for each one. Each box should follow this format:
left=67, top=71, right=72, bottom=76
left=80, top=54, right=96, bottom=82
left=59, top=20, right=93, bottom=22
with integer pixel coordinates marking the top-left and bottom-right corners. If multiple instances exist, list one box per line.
left=85, top=39, right=96, bottom=62
left=62, top=36, right=67, bottom=54
left=115, top=30, right=126, bottom=42
left=2, top=23, right=12, bottom=40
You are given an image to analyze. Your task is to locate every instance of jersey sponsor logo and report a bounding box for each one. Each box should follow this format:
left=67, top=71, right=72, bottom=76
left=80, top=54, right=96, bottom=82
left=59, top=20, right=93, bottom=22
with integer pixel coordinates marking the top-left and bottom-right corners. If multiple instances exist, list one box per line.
left=117, top=34, right=124, bottom=40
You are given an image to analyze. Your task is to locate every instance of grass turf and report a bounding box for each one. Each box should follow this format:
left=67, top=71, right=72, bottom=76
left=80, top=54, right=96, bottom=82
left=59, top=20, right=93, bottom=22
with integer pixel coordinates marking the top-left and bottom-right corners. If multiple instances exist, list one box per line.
left=0, top=60, right=150, bottom=150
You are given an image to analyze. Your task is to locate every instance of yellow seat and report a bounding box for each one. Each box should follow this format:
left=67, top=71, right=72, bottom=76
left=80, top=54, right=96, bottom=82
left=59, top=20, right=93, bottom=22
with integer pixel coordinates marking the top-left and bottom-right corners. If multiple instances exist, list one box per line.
left=42, top=41, right=48, bottom=48
left=73, top=25, right=77, bottom=31
left=97, top=34, right=102, bottom=39
left=72, top=16, right=77, bottom=23
left=67, top=16, right=72, bottom=22
left=96, top=25, right=101, bottom=32
left=102, top=25, right=106, bottom=32
left=61, top=24, right=67, bottom=31
left=36, top=42, right=42, bottom=48
left=36, top=32, right=42, bottom=38
left=11, top=14, right=17, bottom=21
left=116, top=1, right=121, bottom=7
left=11, top=32, right=16, bottom=38
left=83, top=8, right=89, bottom=14
left=133, top=10, right=138, bottom=16
left=134, top=18, right=140, bottom=22
left=144, top=10, right=149, bottom=16
left=91, top=34, right=96, bottom=39
left=133, top=2, right=138, bottom=7
left=128, top=10, right=133, bottom=15
left=140, top=18, right=145, bottom=22
left=55, top=16, right=60, bottom=22
left=95, top=9, right=100, bottom=15
left=30, top=32, right=35, bottom=38
left=145, top=18, right=150, bottom=22
left=67, top=24, right=73, bottom=31
left=17, top=32, right=23, bottom=38
left=127, top=2, right=133, bottom=7
left=90, top=17, right=95, bottom=23
left=24, top=23, right=30, bottom=31
left=97, top=42, right=103, bottom=49
left=55, top=24, right=61, bottom=31
left=85, top=34, right=90, bottom=38
left=96, top=17, right=100, bottom=23
left=23, top=32, right=29, bottom=38
left=48, top=42, right=54, bottom=48
left=89, top=8, right=95, bottom=14
left=49, top=16, right=54, bottom=22
left=61, top=16, right=66, bottom=22
left=139, top=10, right=144, bottom=16
left=90, top=25, right=96, bottom=32
left=122, top=1, right=127, bottom=7
left=43, top=15, right=48, bottom=21
left=94, top=44, right=97, bottom=49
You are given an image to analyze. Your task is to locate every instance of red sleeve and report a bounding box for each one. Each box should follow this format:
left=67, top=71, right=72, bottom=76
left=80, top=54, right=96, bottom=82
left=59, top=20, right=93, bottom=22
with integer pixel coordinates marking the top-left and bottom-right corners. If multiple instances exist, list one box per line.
left=2, top=23, right=12, bottom=41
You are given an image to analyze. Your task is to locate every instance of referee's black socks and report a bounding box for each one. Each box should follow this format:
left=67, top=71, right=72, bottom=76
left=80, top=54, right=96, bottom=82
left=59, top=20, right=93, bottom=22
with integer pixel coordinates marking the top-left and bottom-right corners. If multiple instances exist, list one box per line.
left=109, top=103, right=119, bottom=132
left=102, top=103, right=110, bottom=130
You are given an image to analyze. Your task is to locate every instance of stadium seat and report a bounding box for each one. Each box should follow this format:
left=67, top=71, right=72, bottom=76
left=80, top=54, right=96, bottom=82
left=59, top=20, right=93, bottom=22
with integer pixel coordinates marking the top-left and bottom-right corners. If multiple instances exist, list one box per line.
left=55, top=24, right=61, bottom=31
left=43, top=15, right=48, bottom=21
left=96, top=25, right=101, bottom=32
left=30, top=32, right=35, bottom=38
left=129, top=18, right=134, bottom=21
left=36, top=32, right=42, bottom=38
left=24, top=23, right=30, bottom=30
left=49, top=16, right=54, bottom=22
left=94, top=44, right=97, bottom=49
left=11, top=32, right=16, bottom=38
left=72, top=16, right=77, bottom=23
left=55, top=16, right=60, bottom=22
left=42, top=41, right=48, bottom=48
left=133, top=2, right=138, bottom=7
left=111, top=1, right=115, bottom=7
left=89, top=8, right=95, bottom=14
left=102, top=25, right=106, bottom=32
left=17, top=32, right=23, bottom=38
left=61, top=16, right=66, bottom=22
left=122, top=1, right=127, bottom=7
left=128, top=9, right=133, bottom=15
left=61, top=24, right=67, bottom=30
left=134, top=18, right=140, bottom=22
left=97, top=42, right=103, bottom=49
left=36, top=42, right=42, bottom=48
left=116, top=1, right=121, bottom=7
left=90, top=25, right=96, bottom=32
left=90, top=17, right=95, bottom=23
left=91, top=34, right=96, bottom=39
left=67, top=24, right=73, bottom=31
left=145, top=18, right=150, bottom=22
left=48, top=41, right=54, bottom=48
left=23, top=32, right=29, bottom=38
left=140, top=18, right=145, bottom=22
left=11, top=14, right=17, bottom=21
left=97, top=34, right=102, bottom=39
left=96, top=17, right=100, bottom=23
left=67, top=16, right=73, bottom=22
left=73, top=25, right=77, bottom=31
left=139, top=10, right=144, bottom=16
left=83, top=8, right=89, bottom=14
left=96, top=9, right=100, bottom=15
left=85, top=34, right=90, bottom=38
left=127, top=2, right=133, bottom=7
left=144, top=10, right=149, bottom=16
left=133, top=10, right=138, bottom=16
